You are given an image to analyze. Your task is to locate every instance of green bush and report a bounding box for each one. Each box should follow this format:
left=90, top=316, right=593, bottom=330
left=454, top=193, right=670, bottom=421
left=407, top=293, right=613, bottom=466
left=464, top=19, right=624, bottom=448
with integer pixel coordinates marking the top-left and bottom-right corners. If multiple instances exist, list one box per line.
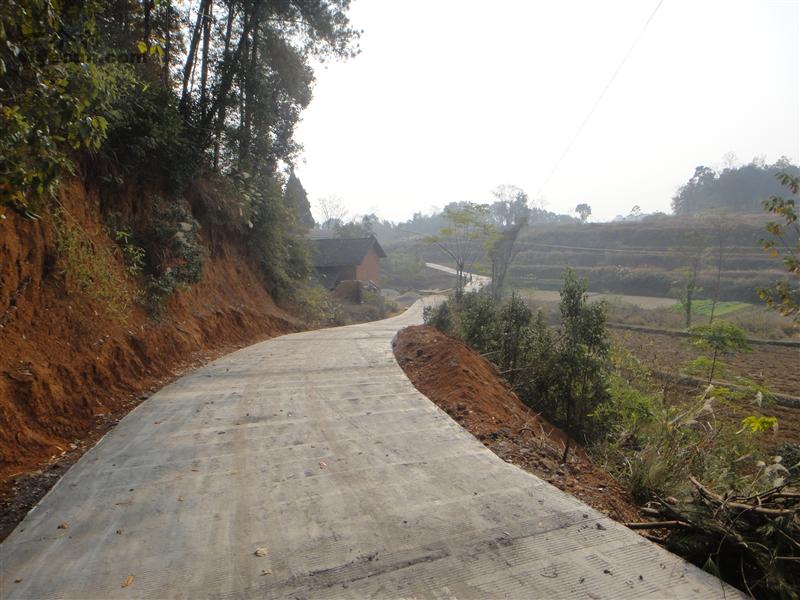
left=101, top=78, right=198, bottom=192
left=0, top=1, right=120, bottom=213
left=292, top=283, right=347, bottom=326
left=140, top=200, right=205, bottom=311
left=423, top=301, right=454, bottom=334
left=458, top=290, right=498, bottom=353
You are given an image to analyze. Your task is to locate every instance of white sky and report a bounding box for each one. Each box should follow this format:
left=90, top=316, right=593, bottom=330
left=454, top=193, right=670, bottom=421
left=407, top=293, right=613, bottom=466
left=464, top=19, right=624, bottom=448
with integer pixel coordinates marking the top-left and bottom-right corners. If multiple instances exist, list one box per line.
left=295, top=0, right=800, bottom=223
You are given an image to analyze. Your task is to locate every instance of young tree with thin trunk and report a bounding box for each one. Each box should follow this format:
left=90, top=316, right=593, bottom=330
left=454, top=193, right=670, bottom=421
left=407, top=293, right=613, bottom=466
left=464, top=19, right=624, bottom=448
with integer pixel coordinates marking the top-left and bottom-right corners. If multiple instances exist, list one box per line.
left=424, top=203, right=494, bottom=298
left=708, top=215, right=729, bottom=323
left=689, top=321, right=750, bottom=384
left=672, top=230, right=706, bottom=329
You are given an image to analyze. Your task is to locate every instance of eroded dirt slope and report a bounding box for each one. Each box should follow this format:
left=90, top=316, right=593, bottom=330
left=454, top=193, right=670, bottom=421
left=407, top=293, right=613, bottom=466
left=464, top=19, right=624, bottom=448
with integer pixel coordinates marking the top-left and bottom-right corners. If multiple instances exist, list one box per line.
left=1, top=179, right=300, bottom=528
left=393, top=325, right=640, bottom=523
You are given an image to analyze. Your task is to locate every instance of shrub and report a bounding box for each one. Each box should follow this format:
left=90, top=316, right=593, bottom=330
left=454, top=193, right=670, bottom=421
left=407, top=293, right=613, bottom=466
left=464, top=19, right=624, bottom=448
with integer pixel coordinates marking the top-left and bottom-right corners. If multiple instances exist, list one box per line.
left=457, top=290, right=498, bottom=353
left=140, top=200, right=205, bottom=311
left=659, top=475, right=799, bottom=599
left=291, top=283, right=347, bottom=326
left=592, top=349, right=661, bottom=442
left=423, top=301, right=454, bottom=334
left=688, top=321, right=751, bottom=382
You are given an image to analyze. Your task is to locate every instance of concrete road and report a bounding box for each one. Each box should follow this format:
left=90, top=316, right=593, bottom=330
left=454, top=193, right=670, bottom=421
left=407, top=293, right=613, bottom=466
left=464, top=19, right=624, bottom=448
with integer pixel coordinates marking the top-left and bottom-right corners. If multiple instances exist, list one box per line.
left=425, top=263, right=490, bottom=293
left=1, top=301, right=739, bottom=599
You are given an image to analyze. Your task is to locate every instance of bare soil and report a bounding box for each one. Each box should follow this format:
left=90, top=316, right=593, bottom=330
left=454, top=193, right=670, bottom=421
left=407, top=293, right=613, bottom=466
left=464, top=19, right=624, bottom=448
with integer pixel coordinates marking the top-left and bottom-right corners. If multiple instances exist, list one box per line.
left=611, top=328, right=800, bottom=446
left=393, top=325, right=641, bottom=524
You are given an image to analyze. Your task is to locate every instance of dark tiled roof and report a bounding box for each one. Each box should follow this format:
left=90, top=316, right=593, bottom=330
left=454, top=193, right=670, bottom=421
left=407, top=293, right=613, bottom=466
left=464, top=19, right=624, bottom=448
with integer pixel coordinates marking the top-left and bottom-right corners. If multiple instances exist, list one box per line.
left=311, top=236, right=386, bottom=268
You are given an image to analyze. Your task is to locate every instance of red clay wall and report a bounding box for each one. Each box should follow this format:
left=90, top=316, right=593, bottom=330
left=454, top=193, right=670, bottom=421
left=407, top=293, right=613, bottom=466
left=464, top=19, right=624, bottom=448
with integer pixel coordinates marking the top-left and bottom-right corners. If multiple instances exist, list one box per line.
left=355, top=247, right=381, bottom=282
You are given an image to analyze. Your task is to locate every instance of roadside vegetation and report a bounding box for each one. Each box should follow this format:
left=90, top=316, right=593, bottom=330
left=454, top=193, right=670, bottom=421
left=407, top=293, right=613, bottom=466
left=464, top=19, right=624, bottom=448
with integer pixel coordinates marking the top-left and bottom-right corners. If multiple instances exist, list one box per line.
left=424, top=270, right=799, bottom=598
left=1, top=0, right=360, bottom=319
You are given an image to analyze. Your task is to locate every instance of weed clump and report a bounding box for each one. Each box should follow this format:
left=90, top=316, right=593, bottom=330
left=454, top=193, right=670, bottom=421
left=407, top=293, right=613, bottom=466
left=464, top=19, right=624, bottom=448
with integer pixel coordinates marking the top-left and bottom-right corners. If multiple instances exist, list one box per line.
left=53, top=209, right=137, bottom=321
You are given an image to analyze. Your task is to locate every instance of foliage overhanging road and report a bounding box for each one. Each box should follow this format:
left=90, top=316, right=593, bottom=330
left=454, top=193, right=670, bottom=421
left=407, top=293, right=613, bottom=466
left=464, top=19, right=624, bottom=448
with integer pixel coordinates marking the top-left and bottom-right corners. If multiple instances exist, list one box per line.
left=0, top=301, right=740, bottom=598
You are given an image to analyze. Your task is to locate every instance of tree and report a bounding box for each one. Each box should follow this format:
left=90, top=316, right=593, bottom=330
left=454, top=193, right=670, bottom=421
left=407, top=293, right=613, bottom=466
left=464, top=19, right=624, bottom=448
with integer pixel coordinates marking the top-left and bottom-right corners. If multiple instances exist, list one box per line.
left=575, top=203, right=592, bottom=223
left=554, top=269, right=609, bottom=462
left=316, top=196, right=348, bottom=230
left=335, top=214, right=376, bottom=238
left=688, top=321, right=750, bottom=383
left=758, top=173, right=800, bottom=322
left=0, top=1, right=116, bottom=212
left=671, top=159, right=799, bottom=215
left=707, top=214, right=730, bottom=323
left=284, top=171, right=314, bottom=228
left=671, top=230, right=706, bottom=328
left=487, top=185, right=529, bottom=301
left=424, top=203, right=494, bottom=298
left=489, top=185, right=531, bottom=228
left=489, top=219, right=526, bottom=302
left=721, top=151, right=738, bottom=170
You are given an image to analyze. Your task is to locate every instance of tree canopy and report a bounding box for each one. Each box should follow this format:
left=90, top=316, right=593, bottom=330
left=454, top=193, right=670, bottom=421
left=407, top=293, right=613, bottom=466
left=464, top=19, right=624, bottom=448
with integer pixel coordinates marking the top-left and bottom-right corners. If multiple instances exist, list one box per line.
left=672, top=157, right=799, bottom=215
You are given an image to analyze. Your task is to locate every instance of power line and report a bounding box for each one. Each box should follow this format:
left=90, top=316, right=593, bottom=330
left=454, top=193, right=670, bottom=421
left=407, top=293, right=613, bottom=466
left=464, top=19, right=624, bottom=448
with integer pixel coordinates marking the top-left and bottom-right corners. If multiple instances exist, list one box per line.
left=535, top=0, right=665, bottom=198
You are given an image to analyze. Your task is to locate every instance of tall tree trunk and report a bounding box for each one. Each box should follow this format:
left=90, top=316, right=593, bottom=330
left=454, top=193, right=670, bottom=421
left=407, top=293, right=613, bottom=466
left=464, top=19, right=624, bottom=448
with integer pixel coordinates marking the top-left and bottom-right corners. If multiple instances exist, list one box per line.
left=200, top=1, right=257, bottom=147
left=709, top=230, right=724, bottom=323
left=199, top=0, right=213, bottom=121
left=213, top=0, right=235, bottom=169
left=142, top=0, right=153, bottom=60
left=685, top=287, right=693, bottom=329
left=162, top=0, right=172, bottom=86
left=241, top=22, right=259, bottom=167
left=238, top=25, right=250, bottom=167
left=180, top=0, right=210, bottom=110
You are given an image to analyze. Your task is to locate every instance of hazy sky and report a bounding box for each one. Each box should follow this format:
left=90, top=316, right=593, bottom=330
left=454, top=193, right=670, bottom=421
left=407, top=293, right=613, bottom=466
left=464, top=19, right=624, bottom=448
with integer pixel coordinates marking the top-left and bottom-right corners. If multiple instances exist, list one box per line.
left=295, top=0, right=799, bottom=223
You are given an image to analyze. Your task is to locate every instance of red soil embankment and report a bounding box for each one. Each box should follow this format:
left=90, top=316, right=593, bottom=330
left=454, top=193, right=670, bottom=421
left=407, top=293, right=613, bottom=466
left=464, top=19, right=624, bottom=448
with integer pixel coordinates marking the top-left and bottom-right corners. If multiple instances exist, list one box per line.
left=393, top=325, right=640, bottom=523
left=0, top=179, right=300, bottom=488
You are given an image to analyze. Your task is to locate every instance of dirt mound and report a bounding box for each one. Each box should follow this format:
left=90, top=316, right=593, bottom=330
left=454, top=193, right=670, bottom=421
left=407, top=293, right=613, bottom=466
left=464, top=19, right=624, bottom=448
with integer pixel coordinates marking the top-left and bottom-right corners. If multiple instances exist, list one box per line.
left=0, top=178, right=301, bottom=535
left=393, top=325, right=640, bottom=523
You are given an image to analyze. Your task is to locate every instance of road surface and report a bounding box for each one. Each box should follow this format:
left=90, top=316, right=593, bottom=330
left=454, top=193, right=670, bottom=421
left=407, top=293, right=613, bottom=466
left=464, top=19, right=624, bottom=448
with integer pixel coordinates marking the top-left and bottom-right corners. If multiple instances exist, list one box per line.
left=425, top=263, right=490, bottom=293
left=0, top=301, right=738, bottom=598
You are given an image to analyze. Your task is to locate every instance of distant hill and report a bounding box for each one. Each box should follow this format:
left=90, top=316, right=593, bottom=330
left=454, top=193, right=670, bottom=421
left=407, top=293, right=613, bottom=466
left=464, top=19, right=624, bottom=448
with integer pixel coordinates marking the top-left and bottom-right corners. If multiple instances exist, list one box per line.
left=671, top=157, right=798, bottom=215
left=506, top=214, right=788, bottom=302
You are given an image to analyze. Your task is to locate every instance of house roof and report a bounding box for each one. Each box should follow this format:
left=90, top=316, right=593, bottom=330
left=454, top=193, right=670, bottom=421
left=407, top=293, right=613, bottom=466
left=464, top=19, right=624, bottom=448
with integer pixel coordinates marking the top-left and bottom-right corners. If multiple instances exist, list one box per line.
left=311, top=236, right=386, bottom=268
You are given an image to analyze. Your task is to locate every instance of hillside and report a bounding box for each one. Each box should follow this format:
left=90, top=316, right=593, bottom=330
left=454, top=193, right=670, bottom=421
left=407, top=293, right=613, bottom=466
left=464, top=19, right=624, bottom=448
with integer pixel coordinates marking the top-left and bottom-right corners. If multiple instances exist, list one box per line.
left=382, top=213, right=788, bottom=303
left=0, top=178, right=302, bottom=485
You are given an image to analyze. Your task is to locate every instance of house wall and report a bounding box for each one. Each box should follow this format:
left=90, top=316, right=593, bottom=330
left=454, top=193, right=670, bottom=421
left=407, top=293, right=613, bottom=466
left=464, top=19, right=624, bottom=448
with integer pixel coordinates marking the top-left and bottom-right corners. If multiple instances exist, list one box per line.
left=356, top=247, right=381, bottom=282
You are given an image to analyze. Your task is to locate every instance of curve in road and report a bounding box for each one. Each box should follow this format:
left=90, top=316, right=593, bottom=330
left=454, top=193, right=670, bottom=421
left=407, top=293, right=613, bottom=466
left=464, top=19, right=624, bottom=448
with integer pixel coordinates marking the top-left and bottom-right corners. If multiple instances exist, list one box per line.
left=1, top=301, right=739, bottom=598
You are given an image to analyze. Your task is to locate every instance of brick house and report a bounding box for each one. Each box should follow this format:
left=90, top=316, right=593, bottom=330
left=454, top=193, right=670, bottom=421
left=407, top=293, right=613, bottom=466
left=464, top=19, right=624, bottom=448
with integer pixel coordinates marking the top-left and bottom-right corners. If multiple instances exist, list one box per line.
left=310, top=236, right=386, bottom=290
